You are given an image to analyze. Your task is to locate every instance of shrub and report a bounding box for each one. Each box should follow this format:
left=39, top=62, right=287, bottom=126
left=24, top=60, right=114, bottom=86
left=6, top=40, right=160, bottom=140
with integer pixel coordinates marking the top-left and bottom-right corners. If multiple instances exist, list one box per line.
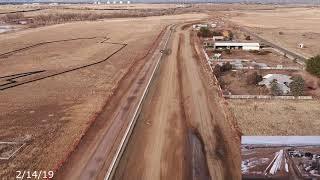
left=245, top=35, right=251, bottom=40
left=224, top=49, right=231, bottom=55
left=289, top=76, right=305, bottom=97
left=270, top=80, right=282, bottom=96
left=197, top=27, right=212, bottom=38
left=1, top=12, right=24, bottom=23
left=213, top=50, right=222, bottom=53
left=212, top=31, right=223, bottom=36
left=249, top=50, right=271, bottom=55
left=246, top=72, right=263, bottom=85
left=249, top=50, right=260, bottom=54
left=228, top=31, right=234, bottom=40
left=221, top=62, right=232, bottom=72
left=218, top=77, right=226, bottom=89
left=258, top=51, right=271, bottom=55
left=306, top=55, right=320, bottom=77
left=213, top=64, right=222, bottom=77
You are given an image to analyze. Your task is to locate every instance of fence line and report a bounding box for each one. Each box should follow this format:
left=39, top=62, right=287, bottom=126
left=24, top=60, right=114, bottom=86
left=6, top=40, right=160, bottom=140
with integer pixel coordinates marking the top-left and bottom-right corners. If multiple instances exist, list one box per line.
left=223, top=95, right=313, bottom=100
left=233, top=66, right=301, bottom=70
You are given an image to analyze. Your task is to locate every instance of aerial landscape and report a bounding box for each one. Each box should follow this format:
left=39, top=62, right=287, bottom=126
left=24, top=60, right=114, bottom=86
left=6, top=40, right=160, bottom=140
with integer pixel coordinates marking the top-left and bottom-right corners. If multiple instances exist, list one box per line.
left=0, top=0, right=319, bottom=180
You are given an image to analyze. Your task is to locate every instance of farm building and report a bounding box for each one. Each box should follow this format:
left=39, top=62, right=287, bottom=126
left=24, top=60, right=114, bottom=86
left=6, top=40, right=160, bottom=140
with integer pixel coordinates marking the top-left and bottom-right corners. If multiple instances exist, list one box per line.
left=258, top=74, right=293, bottom=94
left=192, top=24, right=208, bottom=30
left=214, top=42, right=260, bottom=51
left=212, top=36, right=225, bottom=41
left=203, top=38, right=214, bottom=47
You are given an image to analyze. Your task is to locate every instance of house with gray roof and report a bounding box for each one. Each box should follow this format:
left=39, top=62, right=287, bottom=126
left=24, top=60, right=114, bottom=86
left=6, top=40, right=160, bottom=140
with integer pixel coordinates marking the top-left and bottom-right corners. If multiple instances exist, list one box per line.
left=258, top=74, right=293, bottom=94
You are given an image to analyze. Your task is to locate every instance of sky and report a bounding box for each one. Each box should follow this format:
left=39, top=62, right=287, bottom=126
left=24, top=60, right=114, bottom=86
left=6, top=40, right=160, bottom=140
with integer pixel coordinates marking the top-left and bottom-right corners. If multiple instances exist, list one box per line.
left=242, top=136, right=320, bottom=145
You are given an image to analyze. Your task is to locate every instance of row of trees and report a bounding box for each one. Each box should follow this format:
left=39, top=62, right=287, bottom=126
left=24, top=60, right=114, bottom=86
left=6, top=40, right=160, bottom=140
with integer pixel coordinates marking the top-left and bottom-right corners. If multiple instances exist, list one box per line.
left=306, top=55, right=320, bottom=77
left=270, top=76, right=305, bottom=96
left=197, top=27, right=219, bottom=38
left=246, top=72, right=305, bottom=96
left=212, top=62, right=232, bottom=78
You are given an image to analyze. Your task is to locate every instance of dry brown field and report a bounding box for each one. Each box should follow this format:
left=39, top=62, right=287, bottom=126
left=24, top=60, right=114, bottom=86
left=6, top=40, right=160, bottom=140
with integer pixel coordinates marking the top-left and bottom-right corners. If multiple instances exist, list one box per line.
left=0, top=13, right=207, bottom=178
left=230, top=7, right=320, bottom=58
left=228, top=99, right=320, bottom=136
left=0, top=5, right=38, bottom=13
left=58, top=3, right=178, bottom=10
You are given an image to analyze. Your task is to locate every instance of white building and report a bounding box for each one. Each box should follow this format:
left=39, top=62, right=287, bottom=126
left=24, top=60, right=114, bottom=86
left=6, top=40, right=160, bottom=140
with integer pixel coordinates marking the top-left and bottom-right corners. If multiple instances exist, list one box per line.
left=212, top=36, right=225, bottom=41
left=192, top=24, right=208, bottom=30
left=127, top=1, right=131, bottom=4
left=214, top=42, right=260, bottom=51
left=49, top=3, right=59, bottom=6
left=299, top=43, right=304, bottom=48
left=211, top=23, right=217, bottom=28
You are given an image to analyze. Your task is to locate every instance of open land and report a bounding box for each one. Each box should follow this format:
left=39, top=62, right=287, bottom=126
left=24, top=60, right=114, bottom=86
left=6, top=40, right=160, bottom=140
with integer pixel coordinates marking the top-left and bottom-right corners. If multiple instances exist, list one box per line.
left=230, top=7, right=320, bottom=58
left=229, top=100, right=320, bottom=135
left=0, top=12, right=211, bottom=179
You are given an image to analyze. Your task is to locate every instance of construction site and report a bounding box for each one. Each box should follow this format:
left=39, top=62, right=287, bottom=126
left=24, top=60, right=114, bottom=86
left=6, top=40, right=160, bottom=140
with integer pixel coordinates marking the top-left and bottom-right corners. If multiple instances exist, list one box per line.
left=0, top=1, right=320, bottom=180
left=242, top=136, right=320, bottom=179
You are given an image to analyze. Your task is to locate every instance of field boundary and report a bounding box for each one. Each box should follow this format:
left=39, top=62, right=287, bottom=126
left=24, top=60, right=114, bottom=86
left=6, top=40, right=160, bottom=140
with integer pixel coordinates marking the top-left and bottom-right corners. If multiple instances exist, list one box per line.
left=0, top=36, right=127, bottom=91
left=0, top=142, right=25, bottom=160
left=0, top=8, right=43, bottom=15
left=233, top=23, right=308, bottom=63
left=223, top=94, right=313, bottom=100
left=0, top=36, right=108, bottom=58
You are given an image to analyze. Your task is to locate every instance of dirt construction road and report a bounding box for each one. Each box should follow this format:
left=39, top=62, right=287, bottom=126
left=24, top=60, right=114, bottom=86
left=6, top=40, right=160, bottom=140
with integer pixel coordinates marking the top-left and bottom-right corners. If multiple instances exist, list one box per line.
left=114, top=25, right=241, bottom=180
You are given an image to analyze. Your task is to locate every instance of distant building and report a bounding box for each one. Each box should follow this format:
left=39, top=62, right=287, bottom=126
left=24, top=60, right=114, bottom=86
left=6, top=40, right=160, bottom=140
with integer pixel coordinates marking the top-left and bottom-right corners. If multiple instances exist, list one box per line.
left=211, top=23, right=217, bottom=28
left=127, top=1, right=131, bottom=4
left=299, top=43, right=304, bottom=48
left=258, top=74, right=293, bottom=94
left=49, top=3, right=59, bottom=6
left=214, top=42, right=260, bottom=51
left=192, top=24, right=208, bottom=30
left=203, top=39, right=214, bottom=47
left=212, top=36, right=225, bottom=41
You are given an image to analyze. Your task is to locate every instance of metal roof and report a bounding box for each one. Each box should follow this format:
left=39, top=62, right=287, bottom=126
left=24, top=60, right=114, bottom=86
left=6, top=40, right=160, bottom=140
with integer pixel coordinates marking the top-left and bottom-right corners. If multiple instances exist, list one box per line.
left=214, top=42, right=260, bottom=47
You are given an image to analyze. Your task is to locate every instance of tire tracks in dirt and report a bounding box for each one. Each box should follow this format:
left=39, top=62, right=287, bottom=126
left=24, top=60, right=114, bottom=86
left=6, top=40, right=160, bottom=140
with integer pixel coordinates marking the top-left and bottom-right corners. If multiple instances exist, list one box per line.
left=113, top=24, right=241, bottom=180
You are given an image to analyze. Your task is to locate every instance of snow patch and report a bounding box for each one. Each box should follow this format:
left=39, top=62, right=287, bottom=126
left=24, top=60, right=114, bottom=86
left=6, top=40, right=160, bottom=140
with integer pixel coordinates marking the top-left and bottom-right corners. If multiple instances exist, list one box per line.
left=269, top=149, right=283, bottom=175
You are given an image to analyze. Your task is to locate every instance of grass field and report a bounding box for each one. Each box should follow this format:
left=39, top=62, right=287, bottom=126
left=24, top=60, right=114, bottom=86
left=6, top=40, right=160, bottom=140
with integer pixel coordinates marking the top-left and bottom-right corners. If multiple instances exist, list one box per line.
left=228, top=99, right=320, bottom=135
left=230, top=7, right=320, bottom=58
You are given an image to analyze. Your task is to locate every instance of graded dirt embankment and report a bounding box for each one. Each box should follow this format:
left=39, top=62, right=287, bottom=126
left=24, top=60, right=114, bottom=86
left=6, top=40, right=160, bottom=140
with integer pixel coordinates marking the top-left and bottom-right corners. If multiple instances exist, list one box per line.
left=113, top=24, right=241, bottom=180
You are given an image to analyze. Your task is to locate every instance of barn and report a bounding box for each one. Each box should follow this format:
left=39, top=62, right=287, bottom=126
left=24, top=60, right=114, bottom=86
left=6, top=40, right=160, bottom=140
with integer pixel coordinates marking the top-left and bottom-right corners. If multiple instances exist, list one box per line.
left=214, top=42, right=260, bottom=51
